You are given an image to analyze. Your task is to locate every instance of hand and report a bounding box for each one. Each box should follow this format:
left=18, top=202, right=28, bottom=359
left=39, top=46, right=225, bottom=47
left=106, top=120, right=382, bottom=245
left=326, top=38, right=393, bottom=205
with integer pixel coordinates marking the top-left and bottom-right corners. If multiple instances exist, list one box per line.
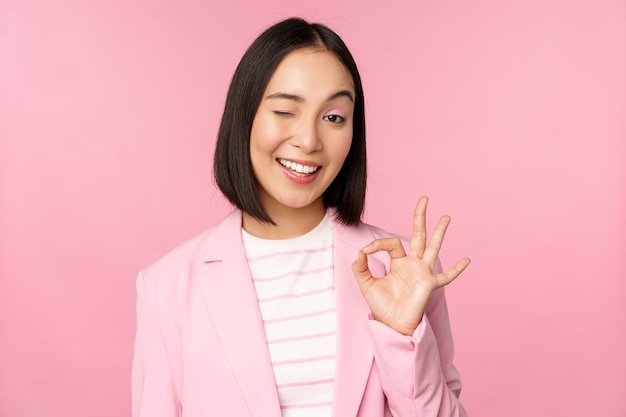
left=351, top=196, right=470, bottom=336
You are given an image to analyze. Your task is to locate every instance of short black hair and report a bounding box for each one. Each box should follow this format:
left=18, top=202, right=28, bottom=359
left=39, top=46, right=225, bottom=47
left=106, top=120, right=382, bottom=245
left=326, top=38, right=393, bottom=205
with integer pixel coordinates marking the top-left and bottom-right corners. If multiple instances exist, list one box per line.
left=214, top=17, right=366, bottom=226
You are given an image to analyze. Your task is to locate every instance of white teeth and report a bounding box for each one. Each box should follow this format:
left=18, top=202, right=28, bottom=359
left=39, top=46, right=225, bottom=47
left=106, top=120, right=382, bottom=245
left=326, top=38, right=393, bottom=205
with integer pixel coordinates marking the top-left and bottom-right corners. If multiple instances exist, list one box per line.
left=278, top=159, right=319, bottom=175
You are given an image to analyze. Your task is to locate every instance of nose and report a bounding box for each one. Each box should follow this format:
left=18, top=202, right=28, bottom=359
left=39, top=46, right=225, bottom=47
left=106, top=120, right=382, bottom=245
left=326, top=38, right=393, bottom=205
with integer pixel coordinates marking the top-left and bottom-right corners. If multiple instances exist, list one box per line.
left=292, top=118, right=323, bottom=153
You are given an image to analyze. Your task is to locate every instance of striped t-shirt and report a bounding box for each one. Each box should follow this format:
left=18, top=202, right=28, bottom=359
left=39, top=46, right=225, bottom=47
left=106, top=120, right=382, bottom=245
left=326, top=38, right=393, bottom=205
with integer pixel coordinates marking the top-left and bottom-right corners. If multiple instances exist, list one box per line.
left=242, top=212, right=336, bottom=417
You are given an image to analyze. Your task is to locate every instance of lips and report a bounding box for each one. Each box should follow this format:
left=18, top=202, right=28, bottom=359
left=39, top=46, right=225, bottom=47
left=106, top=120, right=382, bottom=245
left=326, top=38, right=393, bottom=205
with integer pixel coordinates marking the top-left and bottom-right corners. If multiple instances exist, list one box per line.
left=277, top=158, right=320, bottom=177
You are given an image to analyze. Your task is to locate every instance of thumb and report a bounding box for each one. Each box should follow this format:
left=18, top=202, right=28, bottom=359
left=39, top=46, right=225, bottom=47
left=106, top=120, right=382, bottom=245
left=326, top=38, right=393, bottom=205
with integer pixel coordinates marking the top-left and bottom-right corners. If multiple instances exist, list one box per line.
left=352, top=250, right=374, bottom=289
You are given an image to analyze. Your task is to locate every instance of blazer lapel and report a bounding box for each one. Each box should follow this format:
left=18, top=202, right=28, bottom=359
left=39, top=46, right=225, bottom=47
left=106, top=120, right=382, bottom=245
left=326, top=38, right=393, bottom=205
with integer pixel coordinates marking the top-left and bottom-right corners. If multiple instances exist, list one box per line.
left=332, top=218, right=388, bottom=417
left=197, top=210, right=282, bottom=417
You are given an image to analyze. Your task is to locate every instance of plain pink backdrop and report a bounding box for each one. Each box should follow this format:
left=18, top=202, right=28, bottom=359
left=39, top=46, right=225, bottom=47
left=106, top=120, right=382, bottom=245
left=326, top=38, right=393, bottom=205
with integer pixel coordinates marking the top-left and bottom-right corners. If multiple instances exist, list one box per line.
left=1, top=0, right=624, bottom=416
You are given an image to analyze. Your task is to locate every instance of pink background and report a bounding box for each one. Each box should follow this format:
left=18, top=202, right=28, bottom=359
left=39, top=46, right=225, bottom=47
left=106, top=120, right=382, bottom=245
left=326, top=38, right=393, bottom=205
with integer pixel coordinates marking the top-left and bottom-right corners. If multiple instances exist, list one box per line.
left=1, top=0, right=625, bottom=416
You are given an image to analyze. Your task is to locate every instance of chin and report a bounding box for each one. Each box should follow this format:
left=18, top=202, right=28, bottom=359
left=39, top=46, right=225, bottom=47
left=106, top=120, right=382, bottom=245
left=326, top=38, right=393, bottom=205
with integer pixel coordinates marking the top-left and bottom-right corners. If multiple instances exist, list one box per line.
left=278, top=197, right=322, bottom=211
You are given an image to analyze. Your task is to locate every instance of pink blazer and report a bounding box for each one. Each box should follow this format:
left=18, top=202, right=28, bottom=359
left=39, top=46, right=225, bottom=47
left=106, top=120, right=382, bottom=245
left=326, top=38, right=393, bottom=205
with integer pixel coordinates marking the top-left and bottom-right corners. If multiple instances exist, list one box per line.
left=132, top=210, right=467, bottom=417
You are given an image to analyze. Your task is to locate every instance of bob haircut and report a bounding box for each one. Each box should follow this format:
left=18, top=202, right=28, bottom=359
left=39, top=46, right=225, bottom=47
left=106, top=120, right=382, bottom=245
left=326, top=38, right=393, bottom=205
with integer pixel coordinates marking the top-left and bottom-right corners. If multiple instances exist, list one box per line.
left=213, top=17, right=366, bottom=226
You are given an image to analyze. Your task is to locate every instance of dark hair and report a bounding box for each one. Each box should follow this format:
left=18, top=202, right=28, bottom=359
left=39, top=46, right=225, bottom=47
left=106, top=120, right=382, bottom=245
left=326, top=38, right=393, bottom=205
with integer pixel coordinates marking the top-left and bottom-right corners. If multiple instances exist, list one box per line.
left=213, top=17, right=366, bottom=226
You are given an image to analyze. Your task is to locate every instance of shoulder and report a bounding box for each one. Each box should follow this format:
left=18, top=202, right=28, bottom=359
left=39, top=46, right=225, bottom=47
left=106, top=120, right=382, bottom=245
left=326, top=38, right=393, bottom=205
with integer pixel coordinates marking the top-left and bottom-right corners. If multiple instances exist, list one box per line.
left=361, top=221, right=406, bottom=241
left=139, top=210, right=241, bottom=287
left=332, top=214, right=408, bottom=249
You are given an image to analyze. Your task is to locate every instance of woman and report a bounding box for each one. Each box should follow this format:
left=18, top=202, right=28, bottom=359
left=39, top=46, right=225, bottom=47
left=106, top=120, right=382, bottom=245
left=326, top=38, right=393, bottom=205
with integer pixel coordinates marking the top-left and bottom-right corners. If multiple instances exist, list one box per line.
left=132, top=17, right=470, bottom=417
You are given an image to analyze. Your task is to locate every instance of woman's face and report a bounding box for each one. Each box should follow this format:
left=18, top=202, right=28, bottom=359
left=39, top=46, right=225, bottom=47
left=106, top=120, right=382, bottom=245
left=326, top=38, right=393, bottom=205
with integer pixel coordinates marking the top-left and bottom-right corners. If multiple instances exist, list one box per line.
left=249, top=48, right=355, bottom=219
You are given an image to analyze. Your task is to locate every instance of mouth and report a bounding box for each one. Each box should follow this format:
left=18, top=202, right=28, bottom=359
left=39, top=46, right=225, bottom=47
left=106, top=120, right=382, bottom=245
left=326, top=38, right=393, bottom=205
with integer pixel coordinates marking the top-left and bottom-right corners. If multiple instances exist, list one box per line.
left=277, top=158, right=321, bottom=177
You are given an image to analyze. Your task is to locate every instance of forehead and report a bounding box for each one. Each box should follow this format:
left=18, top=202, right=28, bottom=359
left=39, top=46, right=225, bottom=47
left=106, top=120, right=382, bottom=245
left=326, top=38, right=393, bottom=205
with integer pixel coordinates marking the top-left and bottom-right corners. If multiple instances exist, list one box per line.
left=264, top=48, right=355, bottom=96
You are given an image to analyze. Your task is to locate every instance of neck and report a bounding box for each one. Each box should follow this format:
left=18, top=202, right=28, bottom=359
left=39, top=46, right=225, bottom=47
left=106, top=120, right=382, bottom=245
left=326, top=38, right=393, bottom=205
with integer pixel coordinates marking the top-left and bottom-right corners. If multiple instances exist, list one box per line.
left=242, top=201, right=327, bottom=240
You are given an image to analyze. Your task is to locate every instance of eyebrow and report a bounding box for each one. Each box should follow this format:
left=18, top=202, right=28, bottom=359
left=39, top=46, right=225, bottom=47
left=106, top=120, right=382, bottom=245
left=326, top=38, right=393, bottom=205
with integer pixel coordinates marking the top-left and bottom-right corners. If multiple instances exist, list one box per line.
left=265, top=89, right=354, bottom=103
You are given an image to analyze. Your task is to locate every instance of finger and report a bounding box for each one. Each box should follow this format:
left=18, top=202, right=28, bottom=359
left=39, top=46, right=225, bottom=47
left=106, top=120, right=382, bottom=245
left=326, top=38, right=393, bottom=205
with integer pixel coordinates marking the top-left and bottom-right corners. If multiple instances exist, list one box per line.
left=408, top=196, right=428, bottom=258
left=423, top=215, right=451, bottom=266
left=352, top=250, right=375, bottom=290
left=362, top=237, right=406, bottom=259
left=436, top=257, right=471, bottom=287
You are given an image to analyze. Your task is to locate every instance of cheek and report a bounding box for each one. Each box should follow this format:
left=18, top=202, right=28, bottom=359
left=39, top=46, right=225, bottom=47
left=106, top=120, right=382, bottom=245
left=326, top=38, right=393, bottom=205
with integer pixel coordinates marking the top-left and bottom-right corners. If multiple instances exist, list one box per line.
left=331, top=129, right=353, bottom=163
left=250, top=117, right=284, bottom=154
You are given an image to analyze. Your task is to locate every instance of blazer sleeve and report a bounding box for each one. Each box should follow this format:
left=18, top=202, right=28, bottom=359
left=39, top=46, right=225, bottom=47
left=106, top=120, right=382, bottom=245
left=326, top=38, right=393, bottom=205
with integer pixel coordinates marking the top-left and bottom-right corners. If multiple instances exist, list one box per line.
left=367, top=264, right=468, bottom=416
left=132, top=270, right=182, bottom=417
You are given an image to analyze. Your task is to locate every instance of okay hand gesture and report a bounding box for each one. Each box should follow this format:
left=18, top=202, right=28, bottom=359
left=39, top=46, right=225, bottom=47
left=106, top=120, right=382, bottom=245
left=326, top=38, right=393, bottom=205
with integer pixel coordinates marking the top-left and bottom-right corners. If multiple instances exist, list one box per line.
left=352, top=196, right=470, bottom=336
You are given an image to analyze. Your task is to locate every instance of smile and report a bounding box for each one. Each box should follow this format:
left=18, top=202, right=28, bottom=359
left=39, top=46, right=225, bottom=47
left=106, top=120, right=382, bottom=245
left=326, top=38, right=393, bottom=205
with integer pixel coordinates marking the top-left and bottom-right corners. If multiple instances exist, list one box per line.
left=278, top=159, right=320, bottom=177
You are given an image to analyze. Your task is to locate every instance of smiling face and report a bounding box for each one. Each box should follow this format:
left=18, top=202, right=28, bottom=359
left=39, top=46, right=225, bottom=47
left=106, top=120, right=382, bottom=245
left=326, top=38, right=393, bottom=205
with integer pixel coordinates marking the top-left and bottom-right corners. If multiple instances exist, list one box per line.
left=248, top=47, right=355, bottom=228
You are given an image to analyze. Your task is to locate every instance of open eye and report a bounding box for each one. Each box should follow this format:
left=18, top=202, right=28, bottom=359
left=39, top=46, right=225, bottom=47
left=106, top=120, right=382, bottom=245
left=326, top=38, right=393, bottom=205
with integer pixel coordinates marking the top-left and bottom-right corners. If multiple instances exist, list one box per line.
left=323, top=114, right=345, bottom=124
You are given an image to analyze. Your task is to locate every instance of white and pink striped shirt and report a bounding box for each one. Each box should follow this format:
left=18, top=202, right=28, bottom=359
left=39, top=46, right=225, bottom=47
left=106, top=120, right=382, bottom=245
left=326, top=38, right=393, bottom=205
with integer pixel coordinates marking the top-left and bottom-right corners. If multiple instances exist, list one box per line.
left=242, top=213, right=336, bottom=417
